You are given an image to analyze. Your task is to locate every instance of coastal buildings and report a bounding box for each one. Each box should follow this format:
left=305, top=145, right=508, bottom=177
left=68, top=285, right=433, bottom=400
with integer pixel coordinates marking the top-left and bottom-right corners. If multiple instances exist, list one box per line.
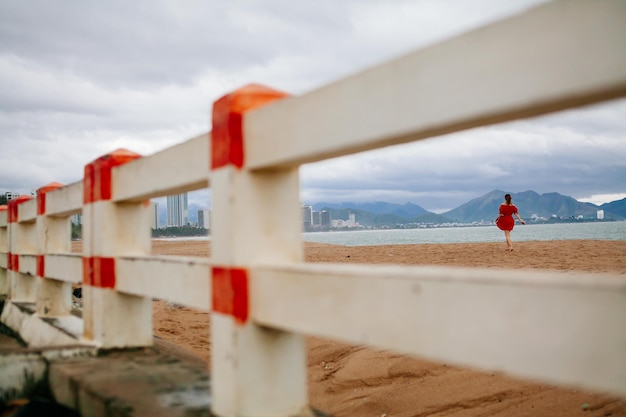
left=151, top=201, right=159, bottom=229
left=198, top=209, right=211, bottom=229
left=167, top=193, right=188, bottom=226
left=3, top=191, right=18, bottom=201
left=2, top=191, right=34, bottom=202
left=302, top=205, right=313, bottom=229
left=302, top=206, right=358, bottom=230
left=331, top=211, right=358, bottom=228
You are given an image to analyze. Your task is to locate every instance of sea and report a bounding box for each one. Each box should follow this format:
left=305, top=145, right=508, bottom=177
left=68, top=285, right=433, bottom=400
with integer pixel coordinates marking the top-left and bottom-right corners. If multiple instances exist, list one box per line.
left=159, top=221, right=626, bottom=246
left=302, top=221, right=626, bottom=246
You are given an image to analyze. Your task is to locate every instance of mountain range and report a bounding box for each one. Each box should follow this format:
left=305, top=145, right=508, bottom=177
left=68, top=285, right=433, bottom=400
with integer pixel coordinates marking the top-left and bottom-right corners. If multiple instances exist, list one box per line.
left=155, top=190, right=624, bottom=227
left=312, top=190, right=626, bottom=226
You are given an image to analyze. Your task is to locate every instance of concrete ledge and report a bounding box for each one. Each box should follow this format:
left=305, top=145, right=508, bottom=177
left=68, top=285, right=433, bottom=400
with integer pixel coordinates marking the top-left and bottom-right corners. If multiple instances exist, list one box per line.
left=0, top=299, right=330, bottom=417
left=0, top=324, right=95, bottom=405
left=49, top=347, right=213, bottom=417
left=0, top=301, right=85, bottom=348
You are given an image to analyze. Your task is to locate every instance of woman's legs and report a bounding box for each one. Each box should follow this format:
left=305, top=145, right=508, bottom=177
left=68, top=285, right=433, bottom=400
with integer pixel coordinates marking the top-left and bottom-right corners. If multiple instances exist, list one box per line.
left=504, top=230, right=513, bottom=250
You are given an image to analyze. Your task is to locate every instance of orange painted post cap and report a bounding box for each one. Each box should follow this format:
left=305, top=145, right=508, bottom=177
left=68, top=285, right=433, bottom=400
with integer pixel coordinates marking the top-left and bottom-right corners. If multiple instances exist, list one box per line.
left=8, top=195, right=34, bottom=223
left=211, top=84, right=289, bottom=169
left=37, top=182, right=65, bottom=215
left=84, top=149, right=142, bottom=203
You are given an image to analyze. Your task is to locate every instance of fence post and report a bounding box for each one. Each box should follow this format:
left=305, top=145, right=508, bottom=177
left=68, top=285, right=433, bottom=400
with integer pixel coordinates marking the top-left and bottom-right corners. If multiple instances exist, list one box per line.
left=36, top=182, right=72, bottom=316
left=0, top=205, right=8, bottom=295
left=81, top=150, right=153, bottom=348
left=7, top=195, right=36, bottom=302
left=210, top=85, right=310, bottom=417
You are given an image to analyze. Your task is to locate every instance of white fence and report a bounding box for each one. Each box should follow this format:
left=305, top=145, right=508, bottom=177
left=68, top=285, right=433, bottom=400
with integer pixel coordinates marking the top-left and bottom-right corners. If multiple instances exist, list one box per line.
left=1, top=1, right=625, bottom=416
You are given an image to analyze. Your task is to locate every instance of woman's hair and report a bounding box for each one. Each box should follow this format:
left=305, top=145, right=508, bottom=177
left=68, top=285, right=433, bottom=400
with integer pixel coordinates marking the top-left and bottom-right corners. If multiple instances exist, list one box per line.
left=504, top=194, right=512, bottom=204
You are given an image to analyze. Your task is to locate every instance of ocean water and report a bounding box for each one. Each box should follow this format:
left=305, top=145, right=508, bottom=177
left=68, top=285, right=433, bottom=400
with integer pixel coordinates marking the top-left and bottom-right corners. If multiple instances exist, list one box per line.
left=155, top=221, right=626, bottom=246
left=302, top=221, right=626, bottom=246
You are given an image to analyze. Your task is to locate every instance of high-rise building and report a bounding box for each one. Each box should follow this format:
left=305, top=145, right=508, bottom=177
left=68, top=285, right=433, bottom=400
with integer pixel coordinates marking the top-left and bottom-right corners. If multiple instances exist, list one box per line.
left=198, top=209, right=211, bottom=229
left=302, top=205, right=313, bottom=229
left=167, top=193, right=189, bottom=226
left=151, top=201, right=159, bottom=229
left=312, top=210, right=321, bottom=226
left=320, top=210, right=331, bottom=227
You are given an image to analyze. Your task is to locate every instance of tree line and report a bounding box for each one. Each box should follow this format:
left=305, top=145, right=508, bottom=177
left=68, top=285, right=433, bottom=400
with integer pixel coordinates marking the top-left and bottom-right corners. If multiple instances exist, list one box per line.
left=70, top=225, right=209, bottom=240
left=152, top=226, right=209, bottom=237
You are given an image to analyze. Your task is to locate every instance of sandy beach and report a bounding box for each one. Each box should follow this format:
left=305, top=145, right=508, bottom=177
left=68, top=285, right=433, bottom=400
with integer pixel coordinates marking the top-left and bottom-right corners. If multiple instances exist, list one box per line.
left=149, top=239, right=626, bottom=417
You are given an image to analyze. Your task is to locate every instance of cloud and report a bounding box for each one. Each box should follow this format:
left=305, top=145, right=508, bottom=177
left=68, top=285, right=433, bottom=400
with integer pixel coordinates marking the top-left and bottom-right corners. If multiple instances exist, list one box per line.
left=301, top=98, right=626, bottom=210
left=0, top=0, right=624, bottom=210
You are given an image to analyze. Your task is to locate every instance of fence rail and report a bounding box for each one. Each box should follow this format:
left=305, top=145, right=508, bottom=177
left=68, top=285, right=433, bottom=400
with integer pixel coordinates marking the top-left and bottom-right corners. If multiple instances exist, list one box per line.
left=1, top=0, right=626, bottom=416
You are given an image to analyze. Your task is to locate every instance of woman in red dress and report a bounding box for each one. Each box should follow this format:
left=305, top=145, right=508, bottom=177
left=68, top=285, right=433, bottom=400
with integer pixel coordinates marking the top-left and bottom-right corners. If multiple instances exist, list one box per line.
left=496, top=193, right=525, bottom=251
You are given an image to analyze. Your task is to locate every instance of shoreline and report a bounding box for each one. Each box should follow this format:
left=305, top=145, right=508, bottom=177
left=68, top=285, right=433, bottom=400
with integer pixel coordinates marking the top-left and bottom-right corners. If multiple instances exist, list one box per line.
left=152, top=221, right=626, bottom=246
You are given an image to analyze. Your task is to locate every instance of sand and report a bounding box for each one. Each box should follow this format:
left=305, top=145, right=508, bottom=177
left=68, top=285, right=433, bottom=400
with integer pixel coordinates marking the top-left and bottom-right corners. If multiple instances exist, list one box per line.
left=149, top=239, right=626, bottom=417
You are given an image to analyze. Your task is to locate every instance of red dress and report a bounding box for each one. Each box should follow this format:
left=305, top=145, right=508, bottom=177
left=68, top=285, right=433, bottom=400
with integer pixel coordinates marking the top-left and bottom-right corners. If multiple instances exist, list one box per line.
left=496, top=204, right=518, bottom=231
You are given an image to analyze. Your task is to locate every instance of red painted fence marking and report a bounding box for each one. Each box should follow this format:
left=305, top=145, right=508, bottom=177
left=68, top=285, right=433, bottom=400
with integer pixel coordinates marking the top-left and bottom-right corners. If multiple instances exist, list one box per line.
left=37, top=255, right=45, bottom=277
left=8, top=253, right=19, bottom=272
left=212, top=266, right=249, bottom=324
left=83, top=257, right=116, bottom=289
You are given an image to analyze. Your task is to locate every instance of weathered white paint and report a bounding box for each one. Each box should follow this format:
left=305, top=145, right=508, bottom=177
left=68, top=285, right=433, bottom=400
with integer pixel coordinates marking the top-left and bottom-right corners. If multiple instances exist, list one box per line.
left=0, top=0, right=624, bottom=413
left=9, top=216, right=37, bottom=302
left=17, top=198, right=37, bottom=223
left=37, top=197, right=73, bottom=317
left=115, top=256, right=211, bottom=310
left=81, top=285, right=152, bottom=348
left=253, top=263, right=626, bottom=397
left=45, top=181, right=83, bottom=217
left=246, top=0, right=626, bottom=170
left=0, top=266, right=6, bottom=296
left=211, top=164, right=308, bottom=417
left=0, top=214, right=7, bottom=295
left=0, top=216, right=7, bottom=250
left=82, top=197, right=153, bottom=348
left=8, top=272, right=37, bottom=303
left=113, top=133, right=210, bottom=202
left=10, top=219, right=36, bottom=256
left=44, top=254, right=83, bottom=284
left=18, top=255, right=37, bottom=276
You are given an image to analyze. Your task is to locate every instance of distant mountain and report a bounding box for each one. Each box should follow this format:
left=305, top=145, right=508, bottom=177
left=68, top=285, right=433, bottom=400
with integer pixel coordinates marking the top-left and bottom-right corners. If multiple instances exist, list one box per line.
left=152, top=192, right=625, bottom=229
left=312, top=201, right=428, bottom=218
left=443, top=190, right=622, bottom=223
left=317, top=208, right=405, bottom=227
left=314, top=206, right=451, bottom=227
left=441, top=189, right=506, bottom=223
left=413, top=212, right=453, bottom=224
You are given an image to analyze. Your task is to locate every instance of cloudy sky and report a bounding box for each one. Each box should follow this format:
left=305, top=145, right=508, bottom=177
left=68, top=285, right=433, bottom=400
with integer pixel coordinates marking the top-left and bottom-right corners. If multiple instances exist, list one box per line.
left=1, top=0, right=624, bottom=213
